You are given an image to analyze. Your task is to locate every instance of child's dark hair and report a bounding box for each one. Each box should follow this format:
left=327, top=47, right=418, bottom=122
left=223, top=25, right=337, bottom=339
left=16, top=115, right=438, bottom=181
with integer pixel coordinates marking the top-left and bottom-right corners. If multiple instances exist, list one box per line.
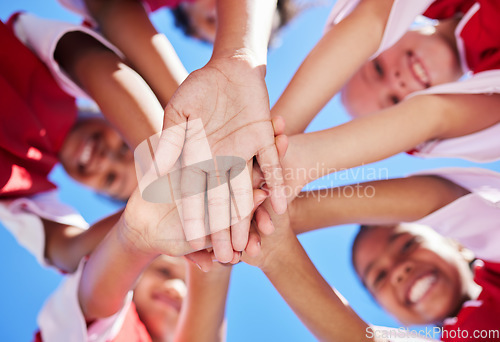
left=171, top=5, right=196, bottom=38
left=171, top=0, right=300, bottom=44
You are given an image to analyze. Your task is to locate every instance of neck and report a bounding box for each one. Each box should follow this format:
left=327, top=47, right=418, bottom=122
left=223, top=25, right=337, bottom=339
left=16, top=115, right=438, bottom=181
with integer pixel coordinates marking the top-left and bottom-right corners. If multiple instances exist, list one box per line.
left=435, top=17, right=461, bottom=56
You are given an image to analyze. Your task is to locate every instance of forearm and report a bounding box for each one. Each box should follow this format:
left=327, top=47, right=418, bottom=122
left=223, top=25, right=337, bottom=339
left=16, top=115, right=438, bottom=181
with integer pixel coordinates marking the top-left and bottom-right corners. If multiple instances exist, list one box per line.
left=55, top=31, right=163, bottom=148
left=78, top=215, right=157, bottom=320
left=282, top=95, right=446, bottom=198
left=289, top=176, right=469, bottom=235
left=84, top=0, right=188, bottom=107
left=175, top=263, right=231, bottom=342
left=262, top=234, right=370, bottom=341
left=212, top=0, right=277, bottom=65
left=43, top=211, right=123, bottom=273
left=272, top=0, right=394, bottom=135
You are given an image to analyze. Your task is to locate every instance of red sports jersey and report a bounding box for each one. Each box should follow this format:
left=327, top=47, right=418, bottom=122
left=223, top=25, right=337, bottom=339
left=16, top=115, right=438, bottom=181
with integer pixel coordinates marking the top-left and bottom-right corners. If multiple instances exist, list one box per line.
left=424, top=0, right=500, bottom=73
left=0, top=19, right=77, bottom=198
left=442, top=261, right=500, bottom=342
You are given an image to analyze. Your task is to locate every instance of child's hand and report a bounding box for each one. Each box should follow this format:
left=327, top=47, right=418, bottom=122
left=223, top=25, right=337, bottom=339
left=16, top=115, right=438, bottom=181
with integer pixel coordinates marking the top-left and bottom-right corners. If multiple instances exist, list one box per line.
left=121, top=185, right=271, bottom=270
left=121, top=188, right=202, bottom=258
left=242, top=200, right=294, bottom=272
left=146, top=55, right=286, bottom=264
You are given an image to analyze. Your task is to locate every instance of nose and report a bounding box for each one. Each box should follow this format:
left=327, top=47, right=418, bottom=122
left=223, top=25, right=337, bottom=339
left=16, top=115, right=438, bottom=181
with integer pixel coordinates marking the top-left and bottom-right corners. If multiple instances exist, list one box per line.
left=391, top=261, right=414, bottom=285
left=163, top=279, right=187, bottom=301
left=386, top=70, right=412, bottom=100
left=97, top=144, right=132, bottom=171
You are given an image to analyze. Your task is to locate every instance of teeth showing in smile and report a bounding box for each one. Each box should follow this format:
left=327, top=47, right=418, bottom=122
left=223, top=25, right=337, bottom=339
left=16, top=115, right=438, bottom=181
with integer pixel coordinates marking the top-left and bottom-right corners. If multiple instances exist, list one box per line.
left=408, top=274, right=436, bottom=304
left=79, top=140, right=93, bottom=167
left=411, top=60, right=430, bottom=86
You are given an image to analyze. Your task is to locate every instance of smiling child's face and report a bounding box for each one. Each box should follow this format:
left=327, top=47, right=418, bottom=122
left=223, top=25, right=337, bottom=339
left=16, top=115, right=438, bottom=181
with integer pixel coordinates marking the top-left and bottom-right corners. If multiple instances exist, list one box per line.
left=341, top=22, right=462, bottom=117
left=353, top=224, right=475, bottom=325
left=133, top=255, right=187, bottom=341
left=59, top=117, right=137, bottom=200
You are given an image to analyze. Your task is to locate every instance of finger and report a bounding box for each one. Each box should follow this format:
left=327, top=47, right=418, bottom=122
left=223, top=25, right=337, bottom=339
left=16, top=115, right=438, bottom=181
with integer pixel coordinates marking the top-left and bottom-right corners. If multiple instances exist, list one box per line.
left=228, top=164, right=254, bottom=251
left=135, top=121, right=186, bottom=203
left=206, top=168, right=230, bottom=234
left=256, top=143, right=287, bottom=215
left=275, top=134, right=288, bottom=162
left=181, top=165, right=208, bottom=250
left=230, top=251, right=242, bottom=264
left=254, top=205, right=274, bottom=236
left=252, top=189, right=268, bottom=212
left=206, top=167, right=233, bottom=260
left=244, top=222, right=262, bottom=258
left=271, top=115, right=286, bottom=136
left=184, top=250, right=213, bottom=272
left=211, top=229, right=233, bottom=263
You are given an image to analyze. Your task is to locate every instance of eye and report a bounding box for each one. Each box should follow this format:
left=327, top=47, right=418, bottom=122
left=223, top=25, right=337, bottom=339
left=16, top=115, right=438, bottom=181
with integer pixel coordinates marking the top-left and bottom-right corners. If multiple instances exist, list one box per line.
left=374, top=60, right=383, bottom=76
left=401, top=237, right=417, bottom=253
left=158, top=267, right=172, bottom=278
left=119, top=142, right=130, bottom=158
left=206, top=15, right=216, bottom=25
left=390, top=95, right=400, bottom=105
left=105, top=172, right=117, bottom=188
left=373, top=270, right=387, bottom=288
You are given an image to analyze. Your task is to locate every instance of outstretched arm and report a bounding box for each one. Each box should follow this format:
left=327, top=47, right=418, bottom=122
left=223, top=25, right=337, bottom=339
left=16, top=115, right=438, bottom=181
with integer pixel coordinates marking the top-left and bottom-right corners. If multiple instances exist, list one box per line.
left=174, top=263, right=231, bottom=342
left=282, top=93, right=500, bottom=197
left=272, top=0, right=394, bottom=135
left=77, top=191, right=201, bottom=319
left=289, top=175, right=468, bottom=235
left=42, top=210, right=122, bottom=273
left=54, top=30, right=164, bottom=149
left=151, top=0, right=286, bottom=264
left=78, top=185, right=268, bottom=319
left=243, top=203, right=371, bottom=342
left=84, top=0, right=187, bottom=108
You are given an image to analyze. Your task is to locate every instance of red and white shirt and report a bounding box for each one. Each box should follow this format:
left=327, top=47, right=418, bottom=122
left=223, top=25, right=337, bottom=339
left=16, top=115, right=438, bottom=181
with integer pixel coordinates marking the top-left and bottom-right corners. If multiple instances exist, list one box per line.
left=35, top=260, right=148, bottom=342
left=326, top=0, right=500, bottom=162
left=57, top=0, right=193, bottom=28
left=0, top=13, right=120, bottom=267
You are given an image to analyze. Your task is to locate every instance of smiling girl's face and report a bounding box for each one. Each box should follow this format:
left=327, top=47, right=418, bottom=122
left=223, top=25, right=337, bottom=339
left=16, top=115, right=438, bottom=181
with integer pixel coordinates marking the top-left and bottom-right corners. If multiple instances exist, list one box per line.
left=133, top=255, right=187, bottom=341
left=353, top=224, right=475, bottom=325
left=59, top=116, right=136, bottom=200
left=341, top=20, right=462, bottom=117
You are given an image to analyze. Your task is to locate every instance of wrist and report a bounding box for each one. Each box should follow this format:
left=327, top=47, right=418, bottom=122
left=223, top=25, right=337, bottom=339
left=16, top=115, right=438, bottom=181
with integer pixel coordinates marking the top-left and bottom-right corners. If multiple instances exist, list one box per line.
left=209, top=48, right=267, bottom=78
left=116, top=214, right=159, bottom=261
left=260, top=232, right=295, bottom=274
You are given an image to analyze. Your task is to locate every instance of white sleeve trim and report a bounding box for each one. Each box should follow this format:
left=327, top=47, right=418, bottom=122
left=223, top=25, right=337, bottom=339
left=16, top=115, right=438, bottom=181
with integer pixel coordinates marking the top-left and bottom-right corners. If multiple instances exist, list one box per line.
left=38, top=259, right=133, bottom=342
left=325, top=0, right=434, bottom=58
left=12, top=12, right=124, bottom=100
left=410, top=168, right=500, bottom=262
left=0, top=190, right=88, bottom=267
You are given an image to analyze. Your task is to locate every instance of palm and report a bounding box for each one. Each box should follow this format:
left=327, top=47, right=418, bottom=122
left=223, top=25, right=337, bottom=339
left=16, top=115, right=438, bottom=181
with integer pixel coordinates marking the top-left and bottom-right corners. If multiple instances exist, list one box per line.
left=123, top=189, right=204, bottom=257
left=165, top=60, right=274, bottom=160
left=140, top=57, right=285, bottom=263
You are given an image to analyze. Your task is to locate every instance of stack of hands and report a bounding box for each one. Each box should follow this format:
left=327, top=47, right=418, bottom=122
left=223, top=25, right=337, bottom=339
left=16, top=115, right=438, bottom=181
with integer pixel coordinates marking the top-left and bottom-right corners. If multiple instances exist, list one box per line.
left=124, top=55, right=291, bottom=271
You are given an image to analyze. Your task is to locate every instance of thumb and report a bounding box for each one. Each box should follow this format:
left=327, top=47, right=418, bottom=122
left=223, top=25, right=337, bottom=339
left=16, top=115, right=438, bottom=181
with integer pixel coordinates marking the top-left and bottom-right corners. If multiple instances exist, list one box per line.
left=134, top=114, right=187, bottom=203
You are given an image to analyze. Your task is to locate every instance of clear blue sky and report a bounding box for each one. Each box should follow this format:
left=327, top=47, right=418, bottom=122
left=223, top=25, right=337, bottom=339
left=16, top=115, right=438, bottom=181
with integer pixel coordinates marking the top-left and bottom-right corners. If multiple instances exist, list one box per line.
left=1, top=1, right=499, bottom=341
